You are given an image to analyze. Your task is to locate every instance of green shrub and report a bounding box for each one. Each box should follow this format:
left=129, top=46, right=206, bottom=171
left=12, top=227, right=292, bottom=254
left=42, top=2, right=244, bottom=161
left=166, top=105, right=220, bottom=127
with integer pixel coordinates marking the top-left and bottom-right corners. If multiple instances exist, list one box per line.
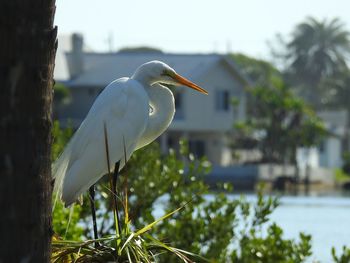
left=332, top=246, right=350, bottom=263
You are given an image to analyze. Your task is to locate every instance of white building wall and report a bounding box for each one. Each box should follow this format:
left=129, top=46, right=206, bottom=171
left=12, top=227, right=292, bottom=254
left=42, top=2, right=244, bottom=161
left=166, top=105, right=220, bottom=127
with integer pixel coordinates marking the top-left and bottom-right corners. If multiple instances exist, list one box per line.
left=297, top=147, right=319, bottom=169
left=328, top=137, right=343, bottom=168
left=170, top=61, right=246, bottom=132
left=319, top=137, right=343, bottom=168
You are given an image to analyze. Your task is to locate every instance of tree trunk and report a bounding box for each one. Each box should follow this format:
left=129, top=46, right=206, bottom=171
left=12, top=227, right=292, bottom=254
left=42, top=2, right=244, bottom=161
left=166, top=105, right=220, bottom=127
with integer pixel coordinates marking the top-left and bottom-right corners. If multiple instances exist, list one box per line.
left=0, top=1, right=57, bottom=262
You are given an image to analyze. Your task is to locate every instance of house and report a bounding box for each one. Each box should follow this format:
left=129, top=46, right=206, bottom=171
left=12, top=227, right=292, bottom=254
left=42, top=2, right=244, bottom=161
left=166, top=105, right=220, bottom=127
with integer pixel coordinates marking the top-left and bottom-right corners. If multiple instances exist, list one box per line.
left=54, top=34, right=250, bottom=166
left=297, top=110, right=349, bottom=170
left=317, top=110, right=349, bottom=168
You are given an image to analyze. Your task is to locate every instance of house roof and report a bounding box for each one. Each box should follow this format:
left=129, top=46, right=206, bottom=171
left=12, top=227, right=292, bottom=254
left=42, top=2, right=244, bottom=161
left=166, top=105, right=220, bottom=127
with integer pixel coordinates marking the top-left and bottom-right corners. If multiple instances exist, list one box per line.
left=60, top=52, right=250, bottom=87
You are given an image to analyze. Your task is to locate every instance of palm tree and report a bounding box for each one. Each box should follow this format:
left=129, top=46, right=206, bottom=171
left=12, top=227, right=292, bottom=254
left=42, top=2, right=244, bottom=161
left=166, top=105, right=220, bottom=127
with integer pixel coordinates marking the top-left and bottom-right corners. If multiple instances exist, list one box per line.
left=285, top=17, right=350, bottom=108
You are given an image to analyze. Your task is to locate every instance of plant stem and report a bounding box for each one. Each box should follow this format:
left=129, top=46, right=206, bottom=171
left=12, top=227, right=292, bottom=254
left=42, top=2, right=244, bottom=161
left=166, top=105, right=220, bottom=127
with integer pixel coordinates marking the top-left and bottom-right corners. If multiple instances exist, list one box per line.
left=89, top=185, right=100, bottom=248
left=113, top=161, right=122, bottom=237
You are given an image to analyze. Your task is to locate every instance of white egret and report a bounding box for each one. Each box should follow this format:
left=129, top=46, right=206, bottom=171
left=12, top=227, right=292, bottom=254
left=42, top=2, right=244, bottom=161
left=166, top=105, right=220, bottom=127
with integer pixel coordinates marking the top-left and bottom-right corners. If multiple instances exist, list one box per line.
left=53, top=60, right=208, bottom=207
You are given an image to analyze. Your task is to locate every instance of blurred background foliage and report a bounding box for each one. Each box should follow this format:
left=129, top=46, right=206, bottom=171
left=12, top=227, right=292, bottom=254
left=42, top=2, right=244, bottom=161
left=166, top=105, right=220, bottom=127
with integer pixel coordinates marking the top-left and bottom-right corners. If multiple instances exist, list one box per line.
left=232, top=76, right=326, bottom=164
left=271, top=17, right=350, bottom=111
left=230, top=54, right=327, bottom=166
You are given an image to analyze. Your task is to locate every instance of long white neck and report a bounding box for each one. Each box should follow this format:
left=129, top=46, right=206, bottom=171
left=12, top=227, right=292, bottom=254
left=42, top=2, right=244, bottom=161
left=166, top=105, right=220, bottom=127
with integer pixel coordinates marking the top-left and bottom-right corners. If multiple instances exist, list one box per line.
left=135, top=83, right=175, bottom=150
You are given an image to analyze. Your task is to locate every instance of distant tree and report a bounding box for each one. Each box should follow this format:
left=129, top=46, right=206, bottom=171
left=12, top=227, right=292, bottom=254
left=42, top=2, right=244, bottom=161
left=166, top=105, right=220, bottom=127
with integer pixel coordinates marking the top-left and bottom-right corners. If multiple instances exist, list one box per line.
left=0, top=0, right=57, bottom=261
left=54, top=82, right=71, bottom=105
left=230, top=53, right=283, bottom=119
left=342, top=152, right=350, bottom=175
left=230, top=53, right=281, bottom=86
left=319, top=68, right=350, bottom=112
left=52, top=121, right=73, bottom=161
left=276, top=17, right=350, bottom=108
left=53, top=82, right=71, bottom=119
left=233, top=77, right=326, bottom=164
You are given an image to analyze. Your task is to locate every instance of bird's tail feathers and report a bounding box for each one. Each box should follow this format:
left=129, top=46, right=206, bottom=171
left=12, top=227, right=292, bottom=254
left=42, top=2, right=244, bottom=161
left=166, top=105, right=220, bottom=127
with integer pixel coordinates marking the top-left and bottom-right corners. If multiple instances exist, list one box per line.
left=52, top=140, right=74, bottom=208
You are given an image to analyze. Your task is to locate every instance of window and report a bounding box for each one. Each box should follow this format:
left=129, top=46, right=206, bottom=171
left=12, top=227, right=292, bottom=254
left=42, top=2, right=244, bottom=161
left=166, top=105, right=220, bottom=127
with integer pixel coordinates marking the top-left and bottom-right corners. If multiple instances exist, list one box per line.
left=319, top=140, right=326, bottom=153
left=174, top=92, right=184, bottom=119
left=88, top=88, right=95, bottom=96
left=189, top=140, right=206, bottom=158
left=175, top=92, right=182, bottom=108
left=167, top=136, right=175, bottom=149
left=215, top=90, right=230, bottom=111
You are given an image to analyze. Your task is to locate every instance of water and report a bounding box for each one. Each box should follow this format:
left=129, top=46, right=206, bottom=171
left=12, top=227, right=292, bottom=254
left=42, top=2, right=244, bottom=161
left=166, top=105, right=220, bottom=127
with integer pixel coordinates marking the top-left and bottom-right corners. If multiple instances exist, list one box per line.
left=268, top=194, right=350, bottom=262
left=154, top=193, right=350, bottom=262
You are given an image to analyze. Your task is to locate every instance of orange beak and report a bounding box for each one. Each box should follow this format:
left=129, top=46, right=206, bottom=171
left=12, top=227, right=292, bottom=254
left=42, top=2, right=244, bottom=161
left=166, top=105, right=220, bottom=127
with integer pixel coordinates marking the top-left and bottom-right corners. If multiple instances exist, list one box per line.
left=173, top=73, right=208, bottom=95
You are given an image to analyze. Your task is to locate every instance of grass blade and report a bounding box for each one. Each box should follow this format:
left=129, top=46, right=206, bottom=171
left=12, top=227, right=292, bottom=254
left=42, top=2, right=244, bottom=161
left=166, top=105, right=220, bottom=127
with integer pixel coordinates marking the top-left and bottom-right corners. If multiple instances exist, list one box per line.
left=135, top=200, right=190, bottom=237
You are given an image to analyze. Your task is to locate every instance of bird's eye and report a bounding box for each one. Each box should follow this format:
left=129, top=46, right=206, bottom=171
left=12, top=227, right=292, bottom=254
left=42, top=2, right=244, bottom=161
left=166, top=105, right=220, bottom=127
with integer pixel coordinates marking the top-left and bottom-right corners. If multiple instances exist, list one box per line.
left=149, top=105, right=154, bottom=114
left=161, top=70, right=168, bottom=76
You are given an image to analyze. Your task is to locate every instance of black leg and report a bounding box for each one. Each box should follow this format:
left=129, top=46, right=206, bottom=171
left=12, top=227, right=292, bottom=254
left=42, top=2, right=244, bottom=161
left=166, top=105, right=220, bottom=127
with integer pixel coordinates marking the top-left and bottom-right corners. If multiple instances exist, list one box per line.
left=113, top=161, right=122, bottom=235
left=89, top=185, right=100, bottom=248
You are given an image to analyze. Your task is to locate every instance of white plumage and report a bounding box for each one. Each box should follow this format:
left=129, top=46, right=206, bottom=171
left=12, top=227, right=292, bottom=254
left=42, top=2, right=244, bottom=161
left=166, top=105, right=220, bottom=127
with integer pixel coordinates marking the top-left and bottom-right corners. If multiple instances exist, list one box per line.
left=53, top=61, right=207, bottom=206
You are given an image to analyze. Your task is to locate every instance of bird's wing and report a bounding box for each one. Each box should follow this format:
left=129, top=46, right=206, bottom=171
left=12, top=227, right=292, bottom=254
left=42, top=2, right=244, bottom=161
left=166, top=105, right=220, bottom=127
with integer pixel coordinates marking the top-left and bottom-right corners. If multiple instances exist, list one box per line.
left=53, top=78, right=149, bottom=205
left=68, top=78, right=131, bottom=161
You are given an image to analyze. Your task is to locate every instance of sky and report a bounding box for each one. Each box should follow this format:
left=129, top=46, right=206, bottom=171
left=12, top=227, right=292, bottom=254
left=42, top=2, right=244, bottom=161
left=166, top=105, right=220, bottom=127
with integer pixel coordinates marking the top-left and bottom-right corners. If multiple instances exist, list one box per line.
left=55, top=0, right=350, bottom=59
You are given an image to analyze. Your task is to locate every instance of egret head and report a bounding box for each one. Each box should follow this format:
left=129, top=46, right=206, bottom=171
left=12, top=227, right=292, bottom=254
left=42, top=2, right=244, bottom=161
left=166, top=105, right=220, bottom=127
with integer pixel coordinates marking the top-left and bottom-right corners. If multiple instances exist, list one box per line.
left=132, top=60, right=208, bottom=94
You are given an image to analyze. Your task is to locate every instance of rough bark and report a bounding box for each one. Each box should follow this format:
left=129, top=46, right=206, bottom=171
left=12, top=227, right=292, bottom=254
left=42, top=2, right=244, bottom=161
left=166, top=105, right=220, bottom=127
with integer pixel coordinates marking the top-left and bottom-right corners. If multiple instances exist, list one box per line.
left=0, top=0, right=57, bottom=262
